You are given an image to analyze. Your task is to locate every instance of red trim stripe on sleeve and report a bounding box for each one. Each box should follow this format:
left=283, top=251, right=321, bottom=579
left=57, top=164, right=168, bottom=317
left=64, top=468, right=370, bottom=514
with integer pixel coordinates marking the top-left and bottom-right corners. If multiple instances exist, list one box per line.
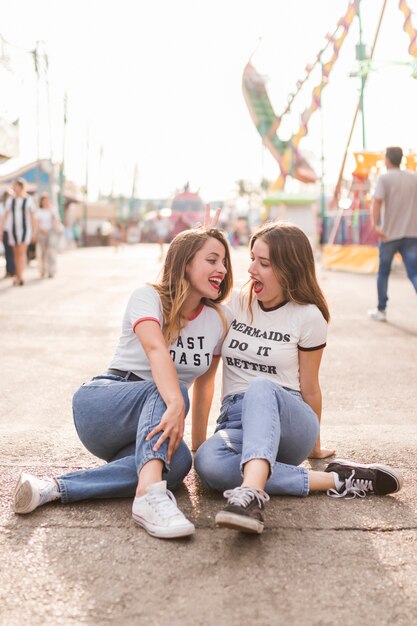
left=133, top=317, right=161, bottom=332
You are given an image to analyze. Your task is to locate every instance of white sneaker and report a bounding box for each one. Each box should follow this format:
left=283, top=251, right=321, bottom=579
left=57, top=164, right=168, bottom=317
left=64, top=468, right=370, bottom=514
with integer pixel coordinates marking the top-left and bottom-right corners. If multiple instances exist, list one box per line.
left=368, top=308, right=386, bottom=322
left=13, top=472, right=61, bottom=514
left=132, top=481, right=195, bottom=539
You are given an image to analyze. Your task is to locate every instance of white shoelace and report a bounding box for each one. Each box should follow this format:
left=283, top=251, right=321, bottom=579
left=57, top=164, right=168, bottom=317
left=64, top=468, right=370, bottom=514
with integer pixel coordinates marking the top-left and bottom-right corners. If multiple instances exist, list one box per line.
left=148, top=491, right=184, bottom=520
left=327, top=470, right=374, bottom=499
left=223, top=486, right=270, bottom=508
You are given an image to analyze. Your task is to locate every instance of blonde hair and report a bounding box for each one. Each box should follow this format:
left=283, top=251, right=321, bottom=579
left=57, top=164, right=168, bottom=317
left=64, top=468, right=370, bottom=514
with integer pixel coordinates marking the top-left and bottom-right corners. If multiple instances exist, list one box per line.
left=151, top=228, right=233, bottom=345
left=14, top=178, right=26, bottom=190
left=245, top=222, right=330, bottom=322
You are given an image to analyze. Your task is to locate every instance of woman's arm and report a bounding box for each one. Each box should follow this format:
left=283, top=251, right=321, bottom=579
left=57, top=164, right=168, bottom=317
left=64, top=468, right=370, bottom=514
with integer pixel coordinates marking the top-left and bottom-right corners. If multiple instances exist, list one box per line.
left=299, top=348, right=335, bottom=459
left=0, top=209, right=9, bottom=232
left=135, top=320, right=186, bottom=463
left=30, top=209, right=37, bottom=242
left=370, top=198, right=386, bottom=240
left=191, top=356, right=220, bottom=451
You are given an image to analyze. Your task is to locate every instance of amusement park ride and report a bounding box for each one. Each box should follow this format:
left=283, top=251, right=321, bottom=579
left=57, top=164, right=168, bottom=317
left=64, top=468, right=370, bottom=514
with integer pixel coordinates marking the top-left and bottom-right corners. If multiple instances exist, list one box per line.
left=242, top=0, right=417, bottom=271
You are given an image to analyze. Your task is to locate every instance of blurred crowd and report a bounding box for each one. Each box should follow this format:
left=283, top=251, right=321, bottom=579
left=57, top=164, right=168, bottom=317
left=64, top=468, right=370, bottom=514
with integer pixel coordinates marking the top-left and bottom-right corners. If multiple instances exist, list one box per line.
left=1, top=185, right=253, bottom=286
left=0, top=178, right=63, bottom=286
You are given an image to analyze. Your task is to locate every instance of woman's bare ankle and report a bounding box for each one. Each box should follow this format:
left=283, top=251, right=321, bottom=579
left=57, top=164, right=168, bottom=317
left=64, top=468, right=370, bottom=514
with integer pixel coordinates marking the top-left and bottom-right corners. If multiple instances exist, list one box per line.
left=136, top=459, right=164, bottom=497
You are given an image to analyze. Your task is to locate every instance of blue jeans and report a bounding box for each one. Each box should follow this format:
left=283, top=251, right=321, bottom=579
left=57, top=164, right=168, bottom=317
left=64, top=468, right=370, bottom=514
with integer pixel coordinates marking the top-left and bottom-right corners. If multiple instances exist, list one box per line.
left=377, top=237, right=417, bottom=311
left=194, top=378, right=319, bottom=496
left=57, top=375, right=192, bottom=503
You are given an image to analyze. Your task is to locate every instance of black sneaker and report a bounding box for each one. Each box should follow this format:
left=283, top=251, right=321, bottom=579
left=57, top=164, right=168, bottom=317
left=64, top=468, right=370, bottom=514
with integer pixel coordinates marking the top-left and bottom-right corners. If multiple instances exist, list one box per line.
left=325, top=459, right=403, bottom=499
left=215, top=486, right=270, bottom=534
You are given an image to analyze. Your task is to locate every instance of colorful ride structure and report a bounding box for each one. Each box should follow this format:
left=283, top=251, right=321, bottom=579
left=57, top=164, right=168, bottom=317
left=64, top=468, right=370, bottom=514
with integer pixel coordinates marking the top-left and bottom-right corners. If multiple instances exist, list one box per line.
left=243, top=0, right=417, bottom=271
left=242, top=0, right=358, bottom=190
left=242, top=0, right=417, bottom=193
left=321, top=149, right=417, bottom=272
left=170, top=185, right=204, bottom=229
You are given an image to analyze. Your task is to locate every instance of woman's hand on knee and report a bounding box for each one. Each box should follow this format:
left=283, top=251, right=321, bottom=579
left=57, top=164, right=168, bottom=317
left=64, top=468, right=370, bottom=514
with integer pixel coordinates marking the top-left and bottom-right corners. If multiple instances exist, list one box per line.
left=146, top=401, right=185, bottom=463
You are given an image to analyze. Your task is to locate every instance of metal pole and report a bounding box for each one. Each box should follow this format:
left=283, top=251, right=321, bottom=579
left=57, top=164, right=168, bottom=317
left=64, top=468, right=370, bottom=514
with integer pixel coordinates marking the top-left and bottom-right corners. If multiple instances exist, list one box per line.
left=33, top=42, right=41, bottom=194
left=83, top=128, right=89, bottom=246
left=43, top=47, right=53, bottom=164
left=320, top=57, right=326, bottom=221
left=58, top=92, right=67, bottom=220
left=357, top=0, right=366, bottom=149
left=333, top=0, right=388, bottom=203
left=129, top=162, right=138, bottom=219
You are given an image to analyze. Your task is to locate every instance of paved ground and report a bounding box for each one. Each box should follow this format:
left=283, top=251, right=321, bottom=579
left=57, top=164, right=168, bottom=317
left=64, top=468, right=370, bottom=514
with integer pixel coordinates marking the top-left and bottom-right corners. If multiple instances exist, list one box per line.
left=0, top=243, right=416, bottom=626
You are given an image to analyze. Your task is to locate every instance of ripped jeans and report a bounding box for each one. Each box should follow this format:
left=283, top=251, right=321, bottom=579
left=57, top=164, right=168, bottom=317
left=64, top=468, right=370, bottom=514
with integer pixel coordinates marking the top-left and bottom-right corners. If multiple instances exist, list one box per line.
left=194, top=378, right=319, bottom=496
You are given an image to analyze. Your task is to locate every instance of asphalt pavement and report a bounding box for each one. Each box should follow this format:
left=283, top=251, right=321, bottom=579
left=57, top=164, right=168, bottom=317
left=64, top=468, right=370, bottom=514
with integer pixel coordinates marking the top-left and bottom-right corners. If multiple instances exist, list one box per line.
left=0, top=242, right=416, bottom=626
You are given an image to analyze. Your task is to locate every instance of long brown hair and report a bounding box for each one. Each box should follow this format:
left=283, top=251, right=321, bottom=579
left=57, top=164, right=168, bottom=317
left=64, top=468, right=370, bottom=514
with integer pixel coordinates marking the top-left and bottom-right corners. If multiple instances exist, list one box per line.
left=245, top=222, right=330, bottom=322
left=151, top=228, right=233, bottom=344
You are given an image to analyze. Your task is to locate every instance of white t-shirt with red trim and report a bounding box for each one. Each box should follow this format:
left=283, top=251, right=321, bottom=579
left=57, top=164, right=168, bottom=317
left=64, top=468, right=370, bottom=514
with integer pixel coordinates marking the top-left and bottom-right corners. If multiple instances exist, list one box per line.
left=109, top=285, right=224, bottom=388
left=221, top=290, right=327, bottom=395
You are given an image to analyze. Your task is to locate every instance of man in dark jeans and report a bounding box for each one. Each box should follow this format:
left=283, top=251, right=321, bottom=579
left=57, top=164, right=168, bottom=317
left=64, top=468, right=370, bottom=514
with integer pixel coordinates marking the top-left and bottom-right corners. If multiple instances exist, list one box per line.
left=368, top=146, right=417, bottom=321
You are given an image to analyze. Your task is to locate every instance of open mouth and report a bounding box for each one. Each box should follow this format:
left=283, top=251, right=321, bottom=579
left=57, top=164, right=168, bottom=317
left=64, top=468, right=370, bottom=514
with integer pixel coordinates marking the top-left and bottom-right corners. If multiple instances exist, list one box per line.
left=209, top=277, right=222, bottom=291
left=252, top=280, right=263, bottom=295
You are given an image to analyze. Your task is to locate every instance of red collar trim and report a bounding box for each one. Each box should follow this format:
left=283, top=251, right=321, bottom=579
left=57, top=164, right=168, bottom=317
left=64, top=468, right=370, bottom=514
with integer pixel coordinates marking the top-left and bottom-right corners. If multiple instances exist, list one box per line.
left=188, top=304, right=204, bottom=320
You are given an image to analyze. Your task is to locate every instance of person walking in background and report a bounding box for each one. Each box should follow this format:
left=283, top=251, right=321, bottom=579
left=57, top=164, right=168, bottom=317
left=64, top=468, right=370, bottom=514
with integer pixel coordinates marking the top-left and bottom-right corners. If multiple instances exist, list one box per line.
left=72, top=220, right=81, bottom=247
left=111, top=221, right=122, bottom=252
left=154, top=212, right=169, bottom=260
left=172, top=215, right=191, bottom=238
left=13, top=227, right=233, bottom=540
left=194, top=222, right=403, bottom=535
left=368, top=146, right=417, bottom=321
left=36, top=192, right=61, bottom=279
left=0, top=190, right=16, bottom=279
left=0, top=178, right=37, bottom=286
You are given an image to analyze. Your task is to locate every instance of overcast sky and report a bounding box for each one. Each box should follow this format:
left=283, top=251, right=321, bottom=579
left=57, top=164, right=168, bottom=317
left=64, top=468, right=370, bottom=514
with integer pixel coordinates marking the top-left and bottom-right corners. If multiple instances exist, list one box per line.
left=0, top=0, right=416, bottom=200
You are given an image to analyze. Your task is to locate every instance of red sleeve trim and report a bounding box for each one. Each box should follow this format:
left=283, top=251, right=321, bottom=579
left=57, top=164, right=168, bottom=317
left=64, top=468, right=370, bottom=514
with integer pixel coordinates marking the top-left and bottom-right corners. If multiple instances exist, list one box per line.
left=212, top=353, right=221, bottom=358
left=133, top=317, right=161, bottom=332
left=298, top=342, right=326, bottom=352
